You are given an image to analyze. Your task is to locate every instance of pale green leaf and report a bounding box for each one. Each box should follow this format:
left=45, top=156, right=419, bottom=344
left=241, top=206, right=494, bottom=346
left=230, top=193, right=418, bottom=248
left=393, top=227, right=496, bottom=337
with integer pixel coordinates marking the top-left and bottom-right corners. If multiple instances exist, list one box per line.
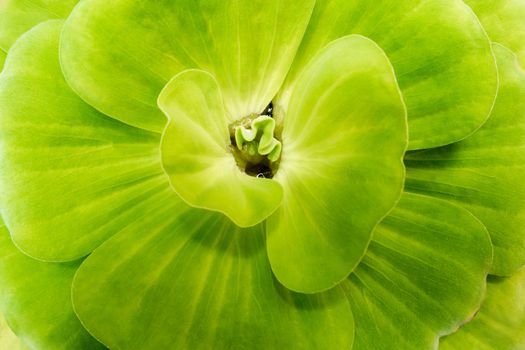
left=0, top=0, right=78, bottom=51
left=60, top=0, right=314, bottom=132
left=405, top=44, right=525, bottom=275
left=0, top=20, right=165, bottom=261
left=280, top=0, right=497, bottom=150
left=346, top=193, right=492, bottom=349
left=72, top=204, right=354, bottom=349
left=465, top=0, right=525, bottom=66
left=0, top=218, right=104, bottom=350
left=159, top=69, right=283, bottom=227
left=440, top=267, right=525, bottom=350
left=0, top=311, right=22, bottom=350
left=0, top=50, right=5, bottom=71
left=266, top=35, right=407, bottom=293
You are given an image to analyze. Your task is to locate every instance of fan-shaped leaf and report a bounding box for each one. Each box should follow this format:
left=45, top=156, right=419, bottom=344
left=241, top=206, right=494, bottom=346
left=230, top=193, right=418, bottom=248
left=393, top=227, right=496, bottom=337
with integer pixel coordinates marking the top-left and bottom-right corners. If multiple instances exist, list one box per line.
left=0, top=0, right=78, bottom=51
left=159, top=69, right=283, bottom=227
left=405, top=44, right=525, bottom=275
left=440, top=267, right=525, bottom=350
left=266, top=35, right=407, bottom=293
left=60, top=0, right=314, bottom=132
left=0, top=20, right=165, bottom=261
left=72, top=205, right=354, bottom=349
left=280, top=0, right=497, bottom=150
left=346, top=193, right=492, bottom=349
left=465, top=0, right=525, bottom=66
left=0, top=219, right=104, bottom=349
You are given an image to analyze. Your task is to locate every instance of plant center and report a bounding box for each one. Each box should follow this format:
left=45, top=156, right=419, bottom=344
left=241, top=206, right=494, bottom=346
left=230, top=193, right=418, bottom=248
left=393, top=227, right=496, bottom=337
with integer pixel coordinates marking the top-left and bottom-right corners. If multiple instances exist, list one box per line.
left=229, top=103, right=282, bottom=178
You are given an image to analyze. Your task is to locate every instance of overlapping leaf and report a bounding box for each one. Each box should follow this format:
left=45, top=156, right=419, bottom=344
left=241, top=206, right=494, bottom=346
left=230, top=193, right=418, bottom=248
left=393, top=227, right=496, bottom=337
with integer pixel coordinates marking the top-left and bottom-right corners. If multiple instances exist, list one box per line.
left=0, top=219, right=104, bottom=350
left=0, top=20, right=165, bottom=261
left=0, top=1, right=520, bottom=350
left=0, top=312, right=22, bottom=350
left=72, top=203, right=355, bottom=349
left=440, top=267, right=525, bottom=349
left=60, top=0, right=314, bottom=132
left=280, top=0, right=498, bottom=149
left=266, top=35, right=407, bottom=293
left=0, top=0, right=78, bottom=51
left=158, top=69, right=283, bottom=227
left=465, top=0, right=525, bottom=66
left=405, top=44, right=525, bottom=275
left=346, top=193, right=492, bottom=350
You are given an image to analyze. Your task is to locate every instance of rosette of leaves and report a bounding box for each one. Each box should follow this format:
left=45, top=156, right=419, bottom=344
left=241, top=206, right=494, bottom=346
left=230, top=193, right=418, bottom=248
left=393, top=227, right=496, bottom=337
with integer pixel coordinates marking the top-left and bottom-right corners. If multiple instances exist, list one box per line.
left=0, top=0, right=524, bottom=349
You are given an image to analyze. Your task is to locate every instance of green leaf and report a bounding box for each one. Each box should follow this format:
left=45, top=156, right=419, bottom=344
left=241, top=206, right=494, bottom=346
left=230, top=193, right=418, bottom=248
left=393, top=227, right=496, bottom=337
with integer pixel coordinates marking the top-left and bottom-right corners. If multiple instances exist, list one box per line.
left=465, top=0, right=525, bottom=66
left=440, top=267, right=525, bottom=350
left=159, top=69, right=283, bottom=227
left=345, top=193, right=492, bottom=350
left=72, top=205, right=354, bottom=349
left=60, top=0, right=314, bottom=132
left=0, top=49, right=5, bottom=71
left=0, top=311, right=22, bottom=350
left=280, top=0, right=497, bottom=150
left=0, top=218, right=104, bottom=350
left=404, top=44, right=525, bottom=275
left=266, top=35, right=407, bottom=293
left=0, top=20, right=165, bottom=262
left=0, top=0, right=78, bottom=51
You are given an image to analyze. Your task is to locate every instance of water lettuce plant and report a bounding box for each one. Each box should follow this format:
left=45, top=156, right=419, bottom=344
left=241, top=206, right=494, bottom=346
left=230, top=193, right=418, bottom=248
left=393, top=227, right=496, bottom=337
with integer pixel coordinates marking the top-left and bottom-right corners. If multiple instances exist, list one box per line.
left=0, top=0, right=524, bottom=349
